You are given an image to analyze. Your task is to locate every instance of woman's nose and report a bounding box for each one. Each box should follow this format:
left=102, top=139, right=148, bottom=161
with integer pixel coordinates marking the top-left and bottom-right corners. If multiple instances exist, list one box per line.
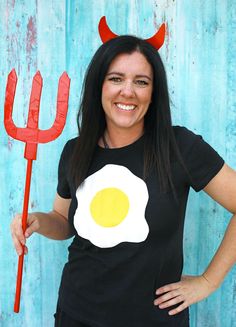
left=120, top=82, right=135, bottom=97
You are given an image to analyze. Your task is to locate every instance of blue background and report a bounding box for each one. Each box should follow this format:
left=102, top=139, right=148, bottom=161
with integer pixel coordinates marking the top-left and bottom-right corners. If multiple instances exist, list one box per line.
left=0, top=1, right=235, bottom=326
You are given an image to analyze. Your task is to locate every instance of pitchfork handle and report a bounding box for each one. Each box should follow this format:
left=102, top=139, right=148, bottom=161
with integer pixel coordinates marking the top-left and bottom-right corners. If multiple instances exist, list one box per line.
left=14, top=159, right=33, bottom=313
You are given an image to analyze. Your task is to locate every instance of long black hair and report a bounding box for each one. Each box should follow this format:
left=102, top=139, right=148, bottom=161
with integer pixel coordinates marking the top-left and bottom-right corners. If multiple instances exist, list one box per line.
left=70, top=35, right=185, bottom=194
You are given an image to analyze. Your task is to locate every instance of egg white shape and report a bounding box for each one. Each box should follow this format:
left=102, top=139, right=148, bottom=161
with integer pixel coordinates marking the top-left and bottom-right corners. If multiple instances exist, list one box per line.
left=74, top=164, right=149, bottom=248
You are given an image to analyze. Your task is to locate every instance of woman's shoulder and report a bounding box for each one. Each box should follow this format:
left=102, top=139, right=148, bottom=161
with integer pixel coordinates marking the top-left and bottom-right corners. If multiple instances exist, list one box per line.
left=172, top=125, right=204, bottom=157
left=59, top=136, right=79, bottom=158
left=173, top=125, right=201, bottom=146
left=63, top=136, right=78, bottom=150
left=173, top=125, right=200, bottom=138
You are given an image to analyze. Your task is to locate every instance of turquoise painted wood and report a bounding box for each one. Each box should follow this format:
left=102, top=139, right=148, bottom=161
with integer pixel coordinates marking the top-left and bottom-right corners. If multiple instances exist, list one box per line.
left=0, top=1, right=235, bottom=326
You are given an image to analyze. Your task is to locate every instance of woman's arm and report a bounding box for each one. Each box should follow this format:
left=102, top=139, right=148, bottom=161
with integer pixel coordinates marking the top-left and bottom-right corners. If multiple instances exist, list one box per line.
left=154, top=163, right=236, bottom=315
left=199, top=163, right=236, bottom=287
left=11, top=193, right=74, bottom=255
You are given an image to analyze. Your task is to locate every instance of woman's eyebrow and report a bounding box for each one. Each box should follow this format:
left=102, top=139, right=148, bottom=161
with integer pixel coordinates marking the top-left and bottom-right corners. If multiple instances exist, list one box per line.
left=106, top=71, right=124, bottom=76
left=106, top=72, right=152, bottom=80
left=135, top=74, right=152, bottom=81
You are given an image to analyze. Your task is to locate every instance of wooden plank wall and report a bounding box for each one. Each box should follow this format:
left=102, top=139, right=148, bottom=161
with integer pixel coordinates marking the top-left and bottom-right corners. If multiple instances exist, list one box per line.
left=0, top=1, right=235, bottom=326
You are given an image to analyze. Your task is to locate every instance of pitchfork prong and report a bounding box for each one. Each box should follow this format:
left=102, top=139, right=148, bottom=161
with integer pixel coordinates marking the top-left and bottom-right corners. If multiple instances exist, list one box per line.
left=27, top=71, right=43, bottom=130
left=38, top=71, right=70, bottom=142
left=4, top=69, right=19, bottom=139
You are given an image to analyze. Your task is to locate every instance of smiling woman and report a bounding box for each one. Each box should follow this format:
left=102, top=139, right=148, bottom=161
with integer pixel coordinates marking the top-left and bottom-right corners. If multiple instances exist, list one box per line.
left=10, top=21, right=236, bottom=327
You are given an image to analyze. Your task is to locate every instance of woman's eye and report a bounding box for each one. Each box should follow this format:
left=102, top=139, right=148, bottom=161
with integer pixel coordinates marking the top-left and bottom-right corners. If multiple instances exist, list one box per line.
left=135, top=80, right=148, bottom=86
left=108, top=77, right=122, bottom=83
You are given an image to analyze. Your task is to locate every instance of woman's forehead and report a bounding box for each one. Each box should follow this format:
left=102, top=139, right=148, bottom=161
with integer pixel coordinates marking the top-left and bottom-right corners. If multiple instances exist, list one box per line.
left=107, top=52, right=153, bottom=77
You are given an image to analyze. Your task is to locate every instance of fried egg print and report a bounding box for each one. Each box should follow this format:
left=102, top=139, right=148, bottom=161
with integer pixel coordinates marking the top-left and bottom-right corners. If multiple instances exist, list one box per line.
left=74, top=164, right=149, bottom=248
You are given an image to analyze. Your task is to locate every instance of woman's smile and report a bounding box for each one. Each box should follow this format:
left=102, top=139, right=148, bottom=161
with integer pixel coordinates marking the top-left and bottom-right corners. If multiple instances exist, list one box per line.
left=115, top=102, right=137, bottom=111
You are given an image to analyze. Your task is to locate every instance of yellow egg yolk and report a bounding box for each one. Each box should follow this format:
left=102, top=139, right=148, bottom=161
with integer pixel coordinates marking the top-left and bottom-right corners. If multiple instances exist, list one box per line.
left=90, top=187, right=130, bottom=227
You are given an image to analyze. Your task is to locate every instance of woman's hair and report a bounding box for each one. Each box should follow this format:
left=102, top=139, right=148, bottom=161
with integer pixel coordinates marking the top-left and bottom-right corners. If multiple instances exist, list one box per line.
left=70, top=35, right=185, bottom=194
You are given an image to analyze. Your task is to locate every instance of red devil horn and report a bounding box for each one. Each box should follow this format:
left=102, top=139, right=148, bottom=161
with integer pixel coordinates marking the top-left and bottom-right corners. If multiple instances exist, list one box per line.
left=145, top=23, right=166, bottom=50
left=98, top=16, right=118, bottom=43
left=98, top=16, right=166, bottom=50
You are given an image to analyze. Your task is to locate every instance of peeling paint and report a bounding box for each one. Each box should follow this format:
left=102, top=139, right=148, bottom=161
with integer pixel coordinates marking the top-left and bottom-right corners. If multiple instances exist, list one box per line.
left=26, top=16, right=37, bottom=54
left=7, top=137, right=13, bottom=151
left=26, top=16, right=37, bottom=72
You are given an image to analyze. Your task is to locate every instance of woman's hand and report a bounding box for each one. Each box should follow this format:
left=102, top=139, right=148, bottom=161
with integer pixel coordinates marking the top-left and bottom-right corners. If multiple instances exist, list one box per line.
left=10, top=213, right=40, bottom=256
left=154, top=275, right=217, bottom=315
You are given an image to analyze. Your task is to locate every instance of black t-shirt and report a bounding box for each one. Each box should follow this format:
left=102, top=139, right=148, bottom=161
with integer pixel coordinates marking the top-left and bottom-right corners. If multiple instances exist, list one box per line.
left=56, top=126, right=224, bottom=327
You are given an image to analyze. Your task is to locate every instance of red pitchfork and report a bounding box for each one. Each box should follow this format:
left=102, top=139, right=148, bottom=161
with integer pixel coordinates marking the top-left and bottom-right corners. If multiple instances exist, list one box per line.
left=4, top=69, right=70, bottom=313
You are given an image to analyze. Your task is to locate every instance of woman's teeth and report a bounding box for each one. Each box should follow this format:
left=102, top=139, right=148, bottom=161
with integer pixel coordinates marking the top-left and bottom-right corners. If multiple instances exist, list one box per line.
left=116, top=103, right=136, bottom=111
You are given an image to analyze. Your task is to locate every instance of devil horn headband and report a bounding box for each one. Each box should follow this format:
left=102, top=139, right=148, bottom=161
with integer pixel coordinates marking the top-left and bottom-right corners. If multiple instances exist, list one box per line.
left=98, top=16, right=166, bottom=50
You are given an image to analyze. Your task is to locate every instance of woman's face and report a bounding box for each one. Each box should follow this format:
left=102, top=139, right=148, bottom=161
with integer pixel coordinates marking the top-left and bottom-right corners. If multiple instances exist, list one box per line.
left=101, top=51, right=153, bottom=133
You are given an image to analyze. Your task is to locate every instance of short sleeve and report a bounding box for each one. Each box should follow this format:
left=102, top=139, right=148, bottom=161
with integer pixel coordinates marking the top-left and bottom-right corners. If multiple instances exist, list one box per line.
left=175, top=127, right=225, bottom=192
left=57, top=140, right=73, bottom=199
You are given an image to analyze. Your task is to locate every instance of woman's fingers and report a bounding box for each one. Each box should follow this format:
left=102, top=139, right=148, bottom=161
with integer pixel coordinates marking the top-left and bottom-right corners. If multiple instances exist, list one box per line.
left=155, top=289, right=182, bottom=305
left=155, top=281, right=181, bottom=296
left=11, top=232, right=24, bottom=256
left=11, top=214, right=25, bottom=255
left=168, top=301, right=188, bottom=316
left=11, top=214, right=25, bottom=243
left=154, top=275, right=216, bottom=315
left=10, top=213, right=39, bottom=255
left=25, top=217, right=39, bottom=238
left=158, top=295, right=184, bottom=309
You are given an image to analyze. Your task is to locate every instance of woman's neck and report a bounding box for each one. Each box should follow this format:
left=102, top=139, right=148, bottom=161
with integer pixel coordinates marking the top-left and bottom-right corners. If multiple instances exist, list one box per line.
left=103, top=126, right=144, bottom=149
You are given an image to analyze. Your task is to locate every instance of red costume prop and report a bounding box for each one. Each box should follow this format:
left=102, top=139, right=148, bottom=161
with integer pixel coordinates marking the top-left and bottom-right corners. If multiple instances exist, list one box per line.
left=4, top=69, right=70, bottom=313
left=98, top=16, right=166, bottom=50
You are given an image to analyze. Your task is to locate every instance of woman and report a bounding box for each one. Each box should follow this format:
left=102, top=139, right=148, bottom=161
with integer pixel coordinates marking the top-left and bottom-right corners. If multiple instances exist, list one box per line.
left=11, top=34, right=236, bottom=327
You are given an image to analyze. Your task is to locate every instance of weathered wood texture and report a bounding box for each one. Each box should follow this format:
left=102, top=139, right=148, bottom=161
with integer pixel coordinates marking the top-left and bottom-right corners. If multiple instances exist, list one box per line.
left=0, top=1, right=235, bottom=326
